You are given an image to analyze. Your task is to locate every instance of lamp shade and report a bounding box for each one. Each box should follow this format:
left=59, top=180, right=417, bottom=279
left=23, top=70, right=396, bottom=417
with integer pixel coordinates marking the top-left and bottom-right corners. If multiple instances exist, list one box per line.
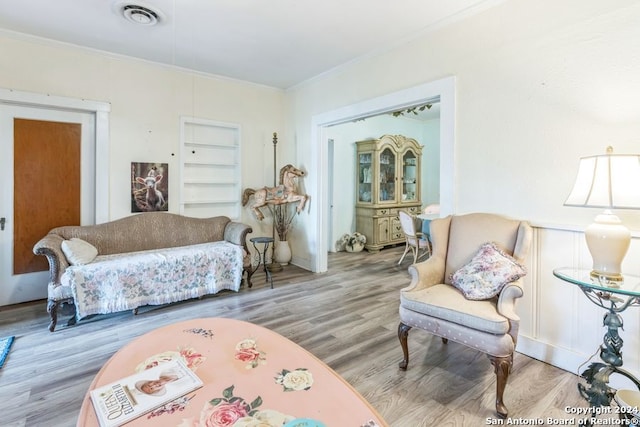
left=565, top=148, right=640, bottom=283
left=564, top=151, right=640, bottom=209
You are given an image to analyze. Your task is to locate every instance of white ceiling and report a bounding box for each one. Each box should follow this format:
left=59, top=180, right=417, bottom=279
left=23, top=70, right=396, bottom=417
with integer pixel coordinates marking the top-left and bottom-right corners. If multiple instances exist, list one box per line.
left=0, top=0, right=503, bottom=89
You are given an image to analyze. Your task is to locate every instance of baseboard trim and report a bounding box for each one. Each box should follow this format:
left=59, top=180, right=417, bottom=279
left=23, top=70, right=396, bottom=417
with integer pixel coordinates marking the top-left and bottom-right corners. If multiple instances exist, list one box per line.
left=516, top=335, right=587, bottom=376
left=517, top=334, right=639, bottom=391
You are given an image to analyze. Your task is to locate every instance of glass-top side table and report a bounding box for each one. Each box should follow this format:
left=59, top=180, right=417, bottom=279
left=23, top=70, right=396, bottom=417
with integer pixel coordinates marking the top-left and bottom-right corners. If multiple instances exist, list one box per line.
left=553, top=267, right=640, bottom=407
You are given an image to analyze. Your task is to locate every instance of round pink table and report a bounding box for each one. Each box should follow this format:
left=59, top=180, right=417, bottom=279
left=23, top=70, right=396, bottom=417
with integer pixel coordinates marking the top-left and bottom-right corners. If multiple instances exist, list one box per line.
left=77, top=317, right=388, bottom=427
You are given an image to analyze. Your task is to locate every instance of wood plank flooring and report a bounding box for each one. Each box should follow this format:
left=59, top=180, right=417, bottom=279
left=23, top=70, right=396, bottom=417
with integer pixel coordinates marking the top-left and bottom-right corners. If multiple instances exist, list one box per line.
left=0, top=247, right=604, bottom=426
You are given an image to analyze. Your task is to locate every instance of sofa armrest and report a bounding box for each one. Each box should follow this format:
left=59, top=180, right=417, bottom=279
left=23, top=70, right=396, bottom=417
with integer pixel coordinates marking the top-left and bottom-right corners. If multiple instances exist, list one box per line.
left=224, top=221, right=253, bottom=253
left=33, top=234, right=69, bottom=285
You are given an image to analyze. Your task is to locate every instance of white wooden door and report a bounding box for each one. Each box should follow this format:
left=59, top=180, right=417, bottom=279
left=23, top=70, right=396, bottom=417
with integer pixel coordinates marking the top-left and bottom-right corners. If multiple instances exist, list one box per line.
left=0, top=105, right=95, bottom=306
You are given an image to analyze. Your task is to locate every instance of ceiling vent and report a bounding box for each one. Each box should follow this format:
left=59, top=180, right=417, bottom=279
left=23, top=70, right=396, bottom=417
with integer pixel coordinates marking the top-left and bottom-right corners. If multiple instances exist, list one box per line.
left=120, top=4, right=161, bottom=26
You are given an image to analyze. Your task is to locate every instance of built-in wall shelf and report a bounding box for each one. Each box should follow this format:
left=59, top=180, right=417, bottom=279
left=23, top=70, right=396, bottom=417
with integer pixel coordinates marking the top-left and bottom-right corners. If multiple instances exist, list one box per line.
left=180, top=117, right=241, bottom=219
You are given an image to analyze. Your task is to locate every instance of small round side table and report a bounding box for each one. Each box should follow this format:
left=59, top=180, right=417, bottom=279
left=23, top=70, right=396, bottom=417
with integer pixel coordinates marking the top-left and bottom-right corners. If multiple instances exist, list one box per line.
left=248, top=237, right=274, bottom=289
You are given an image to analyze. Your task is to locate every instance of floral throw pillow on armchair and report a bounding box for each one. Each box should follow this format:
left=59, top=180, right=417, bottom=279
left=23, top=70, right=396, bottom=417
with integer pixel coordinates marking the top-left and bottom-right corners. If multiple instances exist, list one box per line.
left=450, top=242, right=527, bottom=300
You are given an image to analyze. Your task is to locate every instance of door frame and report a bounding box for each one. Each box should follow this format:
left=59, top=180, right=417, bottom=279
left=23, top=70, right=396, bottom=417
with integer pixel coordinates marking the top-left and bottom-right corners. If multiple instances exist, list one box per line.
left=0, top=87, right=110, bottom=223
left=311, top=76, right=456, bottom=272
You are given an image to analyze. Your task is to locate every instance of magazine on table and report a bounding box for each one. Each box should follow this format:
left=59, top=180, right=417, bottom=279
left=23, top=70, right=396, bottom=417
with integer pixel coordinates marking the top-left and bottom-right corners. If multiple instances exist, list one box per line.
left=90, top=358, right=203, bottom=427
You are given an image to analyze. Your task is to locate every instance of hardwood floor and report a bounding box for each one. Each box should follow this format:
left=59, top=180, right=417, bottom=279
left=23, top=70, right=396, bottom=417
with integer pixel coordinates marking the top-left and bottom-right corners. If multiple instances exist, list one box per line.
left=0, top=246, right=597, bottom=426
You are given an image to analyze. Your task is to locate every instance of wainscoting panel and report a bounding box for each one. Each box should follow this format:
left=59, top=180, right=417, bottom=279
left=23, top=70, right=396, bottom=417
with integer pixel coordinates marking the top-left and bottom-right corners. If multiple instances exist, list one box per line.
left=517, top=224, right=640, bottom=389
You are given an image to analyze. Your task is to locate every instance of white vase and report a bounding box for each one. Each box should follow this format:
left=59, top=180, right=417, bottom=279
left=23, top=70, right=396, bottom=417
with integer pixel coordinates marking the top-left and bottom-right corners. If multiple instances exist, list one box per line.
left=274, top=239, right=292, bottom=265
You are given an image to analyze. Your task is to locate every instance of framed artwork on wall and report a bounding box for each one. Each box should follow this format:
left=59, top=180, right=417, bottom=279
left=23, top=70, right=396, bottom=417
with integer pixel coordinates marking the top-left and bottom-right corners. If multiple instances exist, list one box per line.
left=131, top=162, right=169, bottom=212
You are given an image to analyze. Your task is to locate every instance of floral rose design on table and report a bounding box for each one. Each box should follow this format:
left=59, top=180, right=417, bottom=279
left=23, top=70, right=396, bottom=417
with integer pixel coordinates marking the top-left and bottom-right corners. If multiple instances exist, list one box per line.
left=79, top=320, right=387, bottom=427
left=136, top=347, right=206, bottom=373
left=132, top=337, right=317, bottom=426
left=178, top=385, right=295, bottom=427
left=275, top=368, right=314, bottom=392
left=234, top=338, right=267, bottom=369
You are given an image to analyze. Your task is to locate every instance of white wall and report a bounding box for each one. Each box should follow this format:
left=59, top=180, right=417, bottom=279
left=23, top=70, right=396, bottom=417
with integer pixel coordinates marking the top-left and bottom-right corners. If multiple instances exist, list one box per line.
left=0, top=33, right=286, bottom=239
left=285, top=0, right=640, bottom=379
left=286, top=0, right=640, bottom=229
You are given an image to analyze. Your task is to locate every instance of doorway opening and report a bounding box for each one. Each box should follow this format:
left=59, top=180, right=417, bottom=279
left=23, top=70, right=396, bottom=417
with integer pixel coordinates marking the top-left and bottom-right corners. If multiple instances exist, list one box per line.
left=311, top=76, right=456, bottom=273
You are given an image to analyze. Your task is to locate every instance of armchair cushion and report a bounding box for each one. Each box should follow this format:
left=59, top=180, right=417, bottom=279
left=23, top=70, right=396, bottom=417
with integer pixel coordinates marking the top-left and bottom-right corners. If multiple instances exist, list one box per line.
left=450, top=242, right=526, bottom=300
left=61, top=238, right=98, bottom=266
left=400, top=284, right=510, bottom=335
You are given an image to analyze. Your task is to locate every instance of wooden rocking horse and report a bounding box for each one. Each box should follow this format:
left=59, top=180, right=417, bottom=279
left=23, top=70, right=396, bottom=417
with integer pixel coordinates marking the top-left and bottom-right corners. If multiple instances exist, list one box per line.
left=242, top=164, right=309, bottom=220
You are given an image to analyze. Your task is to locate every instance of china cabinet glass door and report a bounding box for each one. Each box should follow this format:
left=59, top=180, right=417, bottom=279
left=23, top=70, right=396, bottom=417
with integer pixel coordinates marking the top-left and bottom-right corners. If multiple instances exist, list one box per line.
left=378, top=147, right=396, bottom=203
left=402, top=151, right=418, bottom=202
left=358, top=151, right=373, bottom=203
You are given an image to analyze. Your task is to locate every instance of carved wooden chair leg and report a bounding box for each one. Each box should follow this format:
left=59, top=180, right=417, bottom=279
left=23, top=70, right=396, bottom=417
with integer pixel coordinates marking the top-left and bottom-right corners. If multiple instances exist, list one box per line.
left=489, top=354, right=513, bottom=418
left=246, top=268, right=255, bottom=288
left=398, top=322, right=412, bottom=370
left=47, top=300, right=59, bottom=332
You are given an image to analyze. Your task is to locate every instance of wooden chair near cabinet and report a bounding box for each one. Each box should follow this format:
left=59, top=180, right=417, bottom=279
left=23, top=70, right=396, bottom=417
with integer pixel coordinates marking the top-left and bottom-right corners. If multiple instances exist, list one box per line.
left=397, top=210, right=431, bottom=264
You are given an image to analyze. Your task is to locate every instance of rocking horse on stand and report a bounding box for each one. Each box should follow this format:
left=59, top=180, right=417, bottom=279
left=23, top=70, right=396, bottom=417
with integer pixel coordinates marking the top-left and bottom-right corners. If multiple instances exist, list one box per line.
left=242, top=162, right=309, bottom=282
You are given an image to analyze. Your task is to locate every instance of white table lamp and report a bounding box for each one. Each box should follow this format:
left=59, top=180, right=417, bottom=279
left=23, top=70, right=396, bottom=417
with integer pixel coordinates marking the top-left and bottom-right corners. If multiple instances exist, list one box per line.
left=564, top=147, right=640, bottom=283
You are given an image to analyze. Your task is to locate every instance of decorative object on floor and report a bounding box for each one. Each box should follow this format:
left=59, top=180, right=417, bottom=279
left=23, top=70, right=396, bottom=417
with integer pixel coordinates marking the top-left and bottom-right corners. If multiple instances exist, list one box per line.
left=340, top=232, right=366, bottom=253
left=242, top=164, right=309, bottom=221
left=398, top=213, right=533, bottom=418
left=564, top=147, right=640, bottom=284
left=0, top=336, right=15, bottom=368
left=274, top=238, right=292, bottom=265
left=131, top=162, right=169, bottom=212
left=77, top=318, right=388, bottom=426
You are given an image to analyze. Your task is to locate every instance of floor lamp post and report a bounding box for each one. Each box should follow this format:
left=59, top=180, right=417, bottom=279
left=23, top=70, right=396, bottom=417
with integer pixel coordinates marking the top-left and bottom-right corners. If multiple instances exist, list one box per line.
left=268, top=132, right=283, bottom=272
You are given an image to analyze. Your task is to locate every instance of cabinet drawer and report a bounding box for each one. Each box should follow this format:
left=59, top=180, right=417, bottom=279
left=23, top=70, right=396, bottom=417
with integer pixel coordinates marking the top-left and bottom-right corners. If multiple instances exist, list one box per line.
left=390, top=206, right=419, bottom=216
left=404, top=206, right=421, bottom=214
left=375, top=208, right=393, bottom=216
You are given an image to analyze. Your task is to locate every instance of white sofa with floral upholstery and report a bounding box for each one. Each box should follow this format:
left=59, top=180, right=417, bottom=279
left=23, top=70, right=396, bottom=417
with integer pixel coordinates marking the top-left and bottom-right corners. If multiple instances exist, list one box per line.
left=33, top=212, right=252, bottom=332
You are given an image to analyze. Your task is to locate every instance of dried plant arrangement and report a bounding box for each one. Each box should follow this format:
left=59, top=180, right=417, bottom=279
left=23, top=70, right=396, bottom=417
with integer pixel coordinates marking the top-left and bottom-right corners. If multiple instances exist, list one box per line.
left=272, top=204, right=297, bottom=241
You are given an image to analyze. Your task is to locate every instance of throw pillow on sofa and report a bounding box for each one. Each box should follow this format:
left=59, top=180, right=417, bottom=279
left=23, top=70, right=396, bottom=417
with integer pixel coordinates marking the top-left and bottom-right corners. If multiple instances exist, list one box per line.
left=61, top=238, right=98, bottom=265
left=450, top=241, right=527, bottom=300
